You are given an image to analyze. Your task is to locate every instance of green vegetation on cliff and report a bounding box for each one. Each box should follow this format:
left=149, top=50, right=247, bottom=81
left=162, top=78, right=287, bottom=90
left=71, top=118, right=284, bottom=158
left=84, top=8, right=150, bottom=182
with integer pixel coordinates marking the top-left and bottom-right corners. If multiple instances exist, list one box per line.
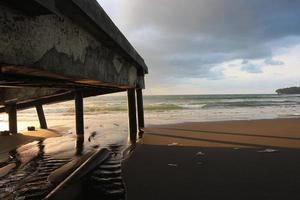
left=276, top=87, right=300, bottom=94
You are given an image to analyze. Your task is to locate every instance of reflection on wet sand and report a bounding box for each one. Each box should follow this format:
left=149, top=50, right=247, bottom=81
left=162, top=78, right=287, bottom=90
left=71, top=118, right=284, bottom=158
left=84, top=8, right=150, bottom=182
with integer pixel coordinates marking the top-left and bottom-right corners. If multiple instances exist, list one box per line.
left=0, top=129, right=127, bottom=199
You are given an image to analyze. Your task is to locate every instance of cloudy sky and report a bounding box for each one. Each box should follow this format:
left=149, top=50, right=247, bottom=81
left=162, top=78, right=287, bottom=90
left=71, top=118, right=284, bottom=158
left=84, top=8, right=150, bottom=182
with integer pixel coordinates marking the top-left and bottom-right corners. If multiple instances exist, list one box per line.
left=97, top=0, right=300, bottom=95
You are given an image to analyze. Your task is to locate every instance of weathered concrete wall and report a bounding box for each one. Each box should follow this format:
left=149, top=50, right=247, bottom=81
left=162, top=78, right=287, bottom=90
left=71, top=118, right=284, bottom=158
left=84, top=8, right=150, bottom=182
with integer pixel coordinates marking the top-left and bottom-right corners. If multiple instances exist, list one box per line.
left=0, top=4, right=139, bottom=88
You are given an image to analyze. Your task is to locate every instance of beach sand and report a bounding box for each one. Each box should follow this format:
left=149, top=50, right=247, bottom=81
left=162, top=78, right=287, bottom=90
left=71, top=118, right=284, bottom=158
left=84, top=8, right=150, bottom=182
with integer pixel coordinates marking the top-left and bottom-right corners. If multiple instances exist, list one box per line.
left=122, top=118, right=300, bottom=200
left=0, top=129, right=60, bottom=163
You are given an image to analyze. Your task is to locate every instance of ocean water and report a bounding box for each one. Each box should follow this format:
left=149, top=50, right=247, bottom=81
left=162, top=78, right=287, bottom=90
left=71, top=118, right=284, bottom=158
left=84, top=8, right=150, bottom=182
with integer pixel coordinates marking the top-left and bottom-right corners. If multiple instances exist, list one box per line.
left=1, top=94, right=300, bottom=133
left=1, top=93, right=300, bottom=198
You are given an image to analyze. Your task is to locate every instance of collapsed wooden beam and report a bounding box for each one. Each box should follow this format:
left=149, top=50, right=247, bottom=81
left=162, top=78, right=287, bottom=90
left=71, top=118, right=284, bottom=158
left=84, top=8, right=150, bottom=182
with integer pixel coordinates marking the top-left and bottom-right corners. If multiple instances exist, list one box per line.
left=36, top=104, right=47, bottom=129
left=127, top=89, right=137, bottom=143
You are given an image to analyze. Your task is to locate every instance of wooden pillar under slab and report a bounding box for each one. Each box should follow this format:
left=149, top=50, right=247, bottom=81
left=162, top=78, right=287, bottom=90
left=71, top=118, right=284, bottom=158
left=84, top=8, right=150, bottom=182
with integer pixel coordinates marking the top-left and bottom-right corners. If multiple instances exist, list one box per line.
left=7, top=103, right=17, bottom=134
left=136, top=89, right=145, bottom=136
left=127, top=89, right=137, bottom=143
left=36, top=104, right=47, bottom=129
left=75, top=90, right=84, bottom=136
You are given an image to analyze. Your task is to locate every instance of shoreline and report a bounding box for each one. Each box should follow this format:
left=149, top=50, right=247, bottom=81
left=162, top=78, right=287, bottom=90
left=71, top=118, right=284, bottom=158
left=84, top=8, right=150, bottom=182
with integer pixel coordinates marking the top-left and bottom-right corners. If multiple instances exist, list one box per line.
left=122, top=118, right=300, bottom=200
left=146, top=116, right=300, bottom=127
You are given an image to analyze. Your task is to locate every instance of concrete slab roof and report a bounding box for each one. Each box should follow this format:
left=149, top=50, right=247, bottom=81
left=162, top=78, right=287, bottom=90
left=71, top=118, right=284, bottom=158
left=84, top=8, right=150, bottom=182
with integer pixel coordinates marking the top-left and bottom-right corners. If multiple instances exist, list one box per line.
left=2, top=0, right=148, bottom=74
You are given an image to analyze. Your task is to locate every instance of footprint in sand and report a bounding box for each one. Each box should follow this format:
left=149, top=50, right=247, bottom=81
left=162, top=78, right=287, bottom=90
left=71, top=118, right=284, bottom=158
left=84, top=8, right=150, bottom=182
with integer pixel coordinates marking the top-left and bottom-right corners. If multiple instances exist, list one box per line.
left=196, top=151, right=205, bottom=156
left=167, top=143, right=178, bottom=146
left=168, top=164, right=178, bottom=167
left=88, top=131, right=98, bottom=142
left=258, top=149, right=279, bottom=153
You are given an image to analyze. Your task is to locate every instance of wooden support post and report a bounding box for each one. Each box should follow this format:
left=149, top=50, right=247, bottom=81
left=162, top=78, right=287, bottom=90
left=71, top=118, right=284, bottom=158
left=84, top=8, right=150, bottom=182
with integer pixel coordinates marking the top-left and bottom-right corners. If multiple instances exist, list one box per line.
left=36, top=104, right=47, bottom=129
left=127, top=89, right=137, bottom=143
left=7, top=103, right=17, bottom=134
left=75, top=90, right=84, bottom=136
left=136, top=89, right=145, bottom=136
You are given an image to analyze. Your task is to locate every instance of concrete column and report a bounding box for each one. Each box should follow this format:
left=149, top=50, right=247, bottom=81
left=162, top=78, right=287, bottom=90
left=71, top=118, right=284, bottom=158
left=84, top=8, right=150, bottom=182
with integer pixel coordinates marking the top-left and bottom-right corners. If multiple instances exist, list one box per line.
left=75, top=90, right=84, bottom=136
left=7, top=103, right=17, bottom=134
left=36, top=104, right=47, bottom=129
left=136, top=89, right=145, bottom=136
left=127, top=89, right=137, bottom=143
left=76, top=136, right=84, bottom=156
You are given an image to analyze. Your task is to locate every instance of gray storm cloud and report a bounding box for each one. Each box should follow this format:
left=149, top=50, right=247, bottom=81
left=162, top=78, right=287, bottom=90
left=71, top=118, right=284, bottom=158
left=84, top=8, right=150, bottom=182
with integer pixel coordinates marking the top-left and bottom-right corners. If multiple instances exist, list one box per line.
left=264, top=58, right=284, bottom=66
left=105, top=0, right=300, bottom=87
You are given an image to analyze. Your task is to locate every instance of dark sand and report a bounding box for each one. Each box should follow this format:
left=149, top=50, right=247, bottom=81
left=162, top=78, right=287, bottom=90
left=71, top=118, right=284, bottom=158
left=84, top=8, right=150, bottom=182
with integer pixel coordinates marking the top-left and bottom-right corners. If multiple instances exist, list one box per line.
left=122, top=118, right=300, bottom=200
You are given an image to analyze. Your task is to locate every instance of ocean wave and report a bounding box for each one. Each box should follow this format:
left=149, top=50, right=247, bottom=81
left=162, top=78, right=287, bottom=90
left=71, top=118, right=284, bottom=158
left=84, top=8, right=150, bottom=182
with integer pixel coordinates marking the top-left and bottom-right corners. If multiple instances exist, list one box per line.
left=145, top=94, right=300, bottom=101
left=11, top=94, right=300, bottom=115
left=34, top=99, right=300, bottom=114
left=144, top=103, right=184, bottom=110
left=60, top=103, right=185, bottom=113
left=179, top=104, right=207, bottom=109
left=202, top=100, right=298, bottom=109
left=278, top=113, right=300, bottom=118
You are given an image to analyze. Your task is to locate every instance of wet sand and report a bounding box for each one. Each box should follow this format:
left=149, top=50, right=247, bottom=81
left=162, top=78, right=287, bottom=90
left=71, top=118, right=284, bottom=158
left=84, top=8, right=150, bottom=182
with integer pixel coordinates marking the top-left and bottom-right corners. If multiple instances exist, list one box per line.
left=122, top=118, right=300, bottom=200
left=0, top=129, right=60, bottom=163
left=0, top=125, right=127, bottom=199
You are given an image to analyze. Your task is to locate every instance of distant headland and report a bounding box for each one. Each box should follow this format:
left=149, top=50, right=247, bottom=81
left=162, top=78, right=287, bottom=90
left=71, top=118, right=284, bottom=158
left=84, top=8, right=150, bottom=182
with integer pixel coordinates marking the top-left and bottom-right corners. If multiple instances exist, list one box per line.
left=276, top=86, right=300, bottom=94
